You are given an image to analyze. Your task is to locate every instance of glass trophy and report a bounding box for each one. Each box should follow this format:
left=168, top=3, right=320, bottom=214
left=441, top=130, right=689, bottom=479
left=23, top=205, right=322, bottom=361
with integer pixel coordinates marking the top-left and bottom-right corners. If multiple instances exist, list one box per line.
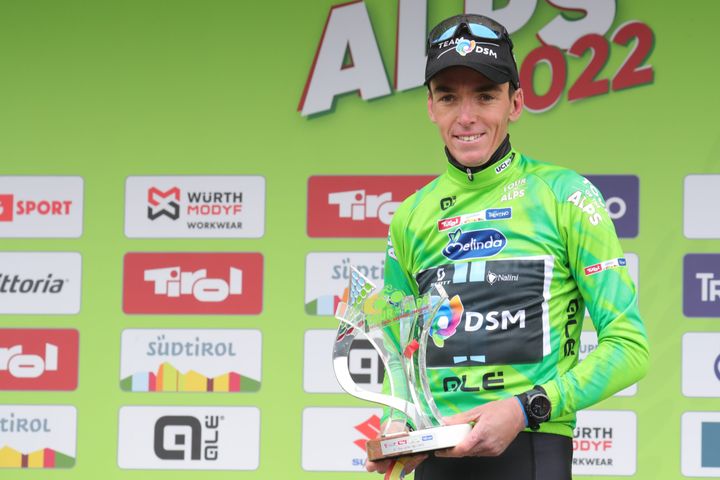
left=333, top=267, right=471, bottom=461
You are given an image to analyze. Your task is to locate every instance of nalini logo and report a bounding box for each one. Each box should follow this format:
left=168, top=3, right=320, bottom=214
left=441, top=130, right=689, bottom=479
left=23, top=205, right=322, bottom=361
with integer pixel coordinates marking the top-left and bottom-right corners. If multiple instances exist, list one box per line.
left=353, top=415, right=380, bottom=451
left=442, top=228, right=507, bottom=260
left=154, top=415, right=222, bottom=461
left=144, top=267, right=242, bottom=303
left=147, top=187, right=181, bottom=220
left=328, top=190, right=398, bottom=225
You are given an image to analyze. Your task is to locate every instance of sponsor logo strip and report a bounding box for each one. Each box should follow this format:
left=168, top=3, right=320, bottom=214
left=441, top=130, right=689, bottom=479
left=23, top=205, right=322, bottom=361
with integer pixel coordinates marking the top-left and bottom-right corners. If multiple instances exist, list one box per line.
left=437, top=208, right=512, bottom=231
left=572, top=410, right=637, bottom=475
left=584, top=257, right=627, bottom=276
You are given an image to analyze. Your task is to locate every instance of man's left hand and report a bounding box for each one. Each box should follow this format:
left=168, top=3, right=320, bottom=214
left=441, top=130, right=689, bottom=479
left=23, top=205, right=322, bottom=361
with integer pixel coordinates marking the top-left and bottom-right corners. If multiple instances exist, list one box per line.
left=435, top=397, right=526, bottom=457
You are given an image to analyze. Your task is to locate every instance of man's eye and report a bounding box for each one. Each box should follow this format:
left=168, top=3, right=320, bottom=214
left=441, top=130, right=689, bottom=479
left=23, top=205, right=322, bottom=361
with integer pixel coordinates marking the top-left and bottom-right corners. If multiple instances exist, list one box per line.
left=439, top=95, right=454, bottom=102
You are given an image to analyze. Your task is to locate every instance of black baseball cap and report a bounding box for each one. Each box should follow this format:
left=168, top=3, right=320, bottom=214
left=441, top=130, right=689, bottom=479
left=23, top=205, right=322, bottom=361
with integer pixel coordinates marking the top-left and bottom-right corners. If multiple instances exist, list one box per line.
left=425, top=14, right=519, bottom=88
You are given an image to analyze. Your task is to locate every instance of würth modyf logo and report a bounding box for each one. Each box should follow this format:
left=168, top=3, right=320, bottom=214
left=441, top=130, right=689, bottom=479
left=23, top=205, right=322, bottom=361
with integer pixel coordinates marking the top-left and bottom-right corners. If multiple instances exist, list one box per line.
left=123, top=253, right=263, bottom=314
left=154, top=415, right=222, bottom=461
left=148, top=187, right=181, bottom=220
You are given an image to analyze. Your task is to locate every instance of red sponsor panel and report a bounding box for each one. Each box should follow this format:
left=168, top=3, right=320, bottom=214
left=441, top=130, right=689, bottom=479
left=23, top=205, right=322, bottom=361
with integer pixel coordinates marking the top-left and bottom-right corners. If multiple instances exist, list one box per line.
left=123, top=252, right=263, bottom=314
left=0, top=329, right=79, bottom=390
left=438, top=216, right=461, bottom=231
left=307, top=176, right=434, bottom=238
left=0, top=194, right=14, bottom=221
left=584, top=264, right=602, bottom=276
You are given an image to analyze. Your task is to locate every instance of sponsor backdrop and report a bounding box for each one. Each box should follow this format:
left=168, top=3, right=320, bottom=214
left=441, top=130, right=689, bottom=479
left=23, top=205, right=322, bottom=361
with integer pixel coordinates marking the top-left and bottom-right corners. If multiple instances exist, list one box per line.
left=0, top=1, right=718, bottom=479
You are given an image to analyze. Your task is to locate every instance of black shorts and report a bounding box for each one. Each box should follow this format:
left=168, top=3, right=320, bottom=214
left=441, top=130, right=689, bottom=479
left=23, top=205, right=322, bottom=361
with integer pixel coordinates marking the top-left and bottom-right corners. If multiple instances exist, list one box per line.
left=414, top=432, right=572, bottom=480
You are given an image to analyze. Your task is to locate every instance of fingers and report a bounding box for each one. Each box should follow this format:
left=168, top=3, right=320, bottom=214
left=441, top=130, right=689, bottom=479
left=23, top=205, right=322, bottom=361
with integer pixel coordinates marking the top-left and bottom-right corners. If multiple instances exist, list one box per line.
left=366, top=453, right=428, bottom=475
left=366, top=458, right=394, bottom=474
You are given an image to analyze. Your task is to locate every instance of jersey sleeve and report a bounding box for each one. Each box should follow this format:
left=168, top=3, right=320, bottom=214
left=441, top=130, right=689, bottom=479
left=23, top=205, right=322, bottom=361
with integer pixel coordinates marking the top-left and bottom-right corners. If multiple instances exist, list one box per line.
left=542, top=174, right=649, bottom=419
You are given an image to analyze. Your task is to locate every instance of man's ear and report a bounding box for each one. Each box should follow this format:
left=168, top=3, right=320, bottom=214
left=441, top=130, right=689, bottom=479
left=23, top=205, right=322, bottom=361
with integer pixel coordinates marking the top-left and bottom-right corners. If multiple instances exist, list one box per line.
left=509, top=87, right=524, bottom=122
left=427, top=90, right=437, bottom=123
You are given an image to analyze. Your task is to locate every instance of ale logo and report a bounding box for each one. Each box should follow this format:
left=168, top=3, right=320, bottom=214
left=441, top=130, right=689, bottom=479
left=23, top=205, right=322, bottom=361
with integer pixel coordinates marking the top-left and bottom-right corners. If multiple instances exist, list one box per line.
left=154, top=415, right=222, bottom=461
left=442, top=228, right=507, bottom=260
left=0, top=330, right=79, bottom=391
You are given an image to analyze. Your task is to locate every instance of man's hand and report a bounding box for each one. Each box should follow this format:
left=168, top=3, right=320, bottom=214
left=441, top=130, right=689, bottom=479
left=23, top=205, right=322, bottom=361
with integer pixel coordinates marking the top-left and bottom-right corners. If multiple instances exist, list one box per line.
left=435, top=396, right=526, bottom=457
left=365, top=420, right=428, bottom=475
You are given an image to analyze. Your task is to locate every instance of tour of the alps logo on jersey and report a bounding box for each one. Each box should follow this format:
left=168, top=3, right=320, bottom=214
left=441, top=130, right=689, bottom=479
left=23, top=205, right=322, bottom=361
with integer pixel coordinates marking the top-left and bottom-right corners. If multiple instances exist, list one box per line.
left=124, top=176, right=265, bottom=238
left=123, top=253, right=263, bottom=314
left=0, top=252, right=81, bottom=314
left=307, top=175, right=434, bottom=237
left=301, top=407, right=382, bottom=471
left=0, top=177, right=83, bottom=238
left=305, top=253, right=384, bottom=315
left=683, top=254, right=720, bottom=317
left=416, top=258, right=552, bottom=368
left=442, top=228, right=507, bottom=260
left=120, top=329, right=262, bottom=393
left=580, top=175, right=639, bottom=238
left=117, top=406, right=260, bottom=470
left=0, top=330, right=79, bottom=391
left=572, top=411, right=637, bottom=476
left=303, top=330, right=384, bottom=393
left=437, top=208, right=512, bottom=232
left=0, top=405, right=77, bottom=469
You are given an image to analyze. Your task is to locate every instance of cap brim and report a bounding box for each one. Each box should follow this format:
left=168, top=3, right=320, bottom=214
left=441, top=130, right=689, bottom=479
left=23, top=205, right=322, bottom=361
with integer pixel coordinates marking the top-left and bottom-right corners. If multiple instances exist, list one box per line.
left=425, top=57, right=510, bottom=85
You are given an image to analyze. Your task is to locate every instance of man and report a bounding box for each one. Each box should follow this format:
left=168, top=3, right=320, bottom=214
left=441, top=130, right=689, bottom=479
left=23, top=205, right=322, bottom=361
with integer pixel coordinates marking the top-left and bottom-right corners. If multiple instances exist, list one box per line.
left=369, top=14, right=649, bottom=480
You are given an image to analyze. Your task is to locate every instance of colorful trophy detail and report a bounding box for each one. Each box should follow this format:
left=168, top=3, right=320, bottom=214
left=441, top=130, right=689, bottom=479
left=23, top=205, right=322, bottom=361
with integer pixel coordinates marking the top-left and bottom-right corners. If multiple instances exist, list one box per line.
left=333, top=267, right=471, bottom=461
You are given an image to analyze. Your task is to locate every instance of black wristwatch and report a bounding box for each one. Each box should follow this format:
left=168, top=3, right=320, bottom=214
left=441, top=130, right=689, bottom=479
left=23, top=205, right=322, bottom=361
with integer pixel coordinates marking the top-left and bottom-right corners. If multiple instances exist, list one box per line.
left=516, top=386, right=551, bottom=430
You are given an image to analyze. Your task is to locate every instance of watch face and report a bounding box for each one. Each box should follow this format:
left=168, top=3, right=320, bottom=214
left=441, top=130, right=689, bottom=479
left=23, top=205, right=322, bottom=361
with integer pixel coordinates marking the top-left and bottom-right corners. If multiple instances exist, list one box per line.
left=529, top=395, right=551, bottom=418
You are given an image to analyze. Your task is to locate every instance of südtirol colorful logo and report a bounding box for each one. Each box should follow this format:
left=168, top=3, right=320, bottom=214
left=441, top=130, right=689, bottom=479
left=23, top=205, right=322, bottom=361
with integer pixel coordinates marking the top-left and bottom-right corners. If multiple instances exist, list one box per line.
left=0, top=329, right=79, bottom=391
left=120, top=329, right=261, bottom=393
left=0, top=405, right=77, bottom=469
left=305, top=253, right=384, bottom=315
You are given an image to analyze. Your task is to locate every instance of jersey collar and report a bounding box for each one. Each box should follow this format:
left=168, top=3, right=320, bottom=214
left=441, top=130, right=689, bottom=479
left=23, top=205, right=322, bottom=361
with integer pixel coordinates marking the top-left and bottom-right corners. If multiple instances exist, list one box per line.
left=445, top=148, right=520, bottom=188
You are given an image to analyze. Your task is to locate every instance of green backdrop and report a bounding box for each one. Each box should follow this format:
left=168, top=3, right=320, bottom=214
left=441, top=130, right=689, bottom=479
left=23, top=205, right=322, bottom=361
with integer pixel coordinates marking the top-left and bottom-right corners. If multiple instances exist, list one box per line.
left=1, top=0, right=719, bottom=478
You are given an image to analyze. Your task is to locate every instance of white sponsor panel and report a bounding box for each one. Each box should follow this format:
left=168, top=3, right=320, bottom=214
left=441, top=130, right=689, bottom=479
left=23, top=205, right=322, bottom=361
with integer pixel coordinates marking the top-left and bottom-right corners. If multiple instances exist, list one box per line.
left=303, top=330, right=383, bottom=393
left=302, top=407, right=381, bottom=471
left=0, top=252, right=81, bottom=314
left=682, top=332, right=720, bottom=397
left=120, top=329, right=262, bottom=391
left=0, top=405, right=77, bottom=459
left=117, top=406, right=260, bottom=470
left=124, top=176, right=265, bottom=238
left=579, top=331, right=637, bottom=397
left=684, top=175, right=720, bottom=238
left=0, top=176, right=83, bottom=238
left=305, top=252, right=384, bottom=315
left=682, top=411, right=720, bottom=476
left=572, top=410, right=636, bottom=476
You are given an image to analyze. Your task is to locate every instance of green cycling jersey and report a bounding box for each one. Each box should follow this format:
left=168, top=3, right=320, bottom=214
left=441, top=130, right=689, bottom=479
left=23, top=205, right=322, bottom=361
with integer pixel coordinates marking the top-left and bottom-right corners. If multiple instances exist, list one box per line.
left=382, top=148, right=649, bottom=437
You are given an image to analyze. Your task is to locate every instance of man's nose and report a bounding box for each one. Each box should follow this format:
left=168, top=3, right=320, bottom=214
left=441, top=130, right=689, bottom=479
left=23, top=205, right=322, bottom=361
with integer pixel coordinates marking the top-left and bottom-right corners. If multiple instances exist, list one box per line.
left=457, top=98, right=476, bottom=125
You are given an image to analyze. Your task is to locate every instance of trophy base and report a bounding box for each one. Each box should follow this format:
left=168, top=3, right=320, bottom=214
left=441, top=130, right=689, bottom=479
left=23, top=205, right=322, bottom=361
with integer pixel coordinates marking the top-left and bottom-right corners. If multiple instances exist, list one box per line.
left=366, top=424, right=472, bottom=461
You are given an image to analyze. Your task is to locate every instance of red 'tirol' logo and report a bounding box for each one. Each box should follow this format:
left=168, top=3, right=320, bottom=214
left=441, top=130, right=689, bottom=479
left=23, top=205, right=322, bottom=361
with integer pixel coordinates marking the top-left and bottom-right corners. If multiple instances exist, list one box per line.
left=307, top=176, right=434, bottom=238
left=123, top=252, right=263, bottom=314
left=0, top=329, right=79, bottom=390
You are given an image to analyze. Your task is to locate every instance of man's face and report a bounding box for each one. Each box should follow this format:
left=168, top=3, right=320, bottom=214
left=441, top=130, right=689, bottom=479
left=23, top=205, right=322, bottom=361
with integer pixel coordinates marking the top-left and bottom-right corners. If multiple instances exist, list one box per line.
left=428, top=66, right=523, bottom=167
